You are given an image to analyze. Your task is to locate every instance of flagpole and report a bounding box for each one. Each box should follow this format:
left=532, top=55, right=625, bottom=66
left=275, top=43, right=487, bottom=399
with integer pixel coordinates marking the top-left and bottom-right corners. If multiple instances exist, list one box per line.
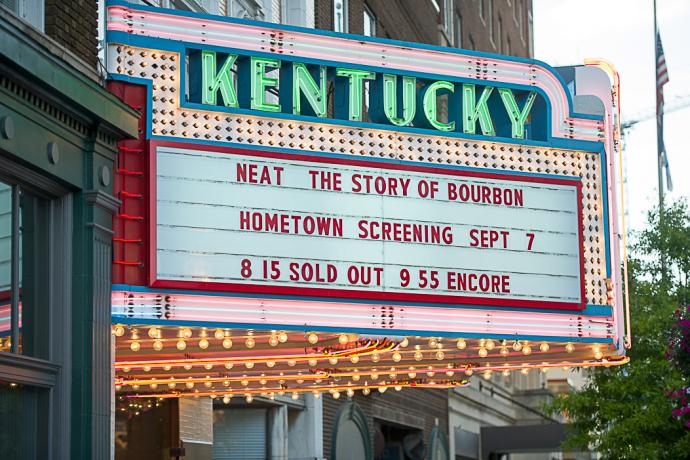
left=654, top=0, right=667, bottom=280
left=654, top=0, right=664, bottom=214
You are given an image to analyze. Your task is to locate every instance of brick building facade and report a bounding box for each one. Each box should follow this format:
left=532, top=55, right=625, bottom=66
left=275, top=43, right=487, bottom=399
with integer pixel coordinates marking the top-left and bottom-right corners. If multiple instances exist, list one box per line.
left=0, top=1, right=138, bottom=459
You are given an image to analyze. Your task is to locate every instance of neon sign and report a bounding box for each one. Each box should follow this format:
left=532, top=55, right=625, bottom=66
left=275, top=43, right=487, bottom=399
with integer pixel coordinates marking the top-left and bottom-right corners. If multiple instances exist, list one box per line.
left=191, top=50, right=542, bottom=140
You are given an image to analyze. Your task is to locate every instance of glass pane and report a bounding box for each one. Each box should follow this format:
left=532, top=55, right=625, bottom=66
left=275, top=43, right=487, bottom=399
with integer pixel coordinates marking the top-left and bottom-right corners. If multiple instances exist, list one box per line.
left=0, top=381, right=50, bottom=459
left=0, top=182, right=12, bottom=352
left=0, top=181, right=50, bottom=359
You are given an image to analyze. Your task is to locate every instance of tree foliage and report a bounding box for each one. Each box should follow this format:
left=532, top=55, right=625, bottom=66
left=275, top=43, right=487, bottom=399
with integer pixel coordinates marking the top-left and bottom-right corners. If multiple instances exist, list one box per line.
left=547, top=200, right=690, bottom=459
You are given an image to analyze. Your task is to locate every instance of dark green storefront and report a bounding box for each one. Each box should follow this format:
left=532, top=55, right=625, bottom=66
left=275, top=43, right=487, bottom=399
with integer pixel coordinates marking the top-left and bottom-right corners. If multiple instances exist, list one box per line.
left=0, top=12, right=138, bottom=459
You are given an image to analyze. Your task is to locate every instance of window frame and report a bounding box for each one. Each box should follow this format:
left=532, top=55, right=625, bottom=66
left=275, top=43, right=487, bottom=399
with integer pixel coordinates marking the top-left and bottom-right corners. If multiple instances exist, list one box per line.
left=363, top=4, right=376, bottom=37
left=333, top=0, right=348, bottom=33
left=0, top=154, right=73, bottom=459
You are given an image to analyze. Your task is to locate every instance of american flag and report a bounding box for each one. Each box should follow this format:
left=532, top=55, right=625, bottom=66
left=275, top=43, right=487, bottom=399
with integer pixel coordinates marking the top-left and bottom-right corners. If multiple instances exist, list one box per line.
left=656, top=31, right=672, bottom=191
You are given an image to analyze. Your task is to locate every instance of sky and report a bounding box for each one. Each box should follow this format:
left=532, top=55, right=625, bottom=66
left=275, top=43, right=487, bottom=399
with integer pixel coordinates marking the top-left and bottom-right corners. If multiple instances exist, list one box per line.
left=533, top=0, right=690, bottom=232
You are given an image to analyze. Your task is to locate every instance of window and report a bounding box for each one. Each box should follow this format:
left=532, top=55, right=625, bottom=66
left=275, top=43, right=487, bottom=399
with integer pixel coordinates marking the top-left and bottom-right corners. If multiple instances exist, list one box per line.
left=454, top=12, right=462, bottom=48
left=228, top=0, right=265, bottom=20
left=363, top=4, right=375, bottom=37
left=0, top=165, right=72, bottom=459
left=487, top=0, right=495, bottom=50
left=443, top=0, right=453, bottom=40
left=333, top=0, right=348, bottom=33
left=517, top=0, right=525, bottom=43
left=1, top=0, right=44, bottom=31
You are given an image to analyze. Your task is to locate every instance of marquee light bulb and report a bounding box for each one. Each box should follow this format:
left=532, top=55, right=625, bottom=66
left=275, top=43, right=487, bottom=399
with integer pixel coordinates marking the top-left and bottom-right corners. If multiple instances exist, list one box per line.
left=222, top=338, right=233, bottom=349
left=143, top=366, right=151, bottom=372
left=245, top=394, right=253, bottom=403
left=378, top=387, right=387, bottom=394
left=168, top=381, right=176, bottom=389
left=278, top=332, right=288, bottom=343
left=395, top=385, right=403, bottom=392
left=245, top=337, right=255, bottom=349
left=241, top=379, right=249, bottom=387
left=150, top=383, right=158, bottom=390
left=371, top=373, right=379, bottom=380
left=291, top=392, right=299, bottom=400
left=478, top=347, right=488, bottom=358
left=287, top=360, right=296, bottom=367
left=148, top=327, right=159, bottom=338
left=522, top=345, right=532, bottom=355
left=350, top=355, right=360, bottom=364
left=164, top=365, right=172, bottom=371
left=176, top=339, right=187, bottom=350
left=362, top=387, right=371, bottom=396
left=198, top=338, right=209, bottom=349
left=502, top=369, right=511, bottom=377
left=500, top=347, right=509, bottom=356
left=113, top=325, right=125, bottom=337
left=428, top=338, right=438, bottom=348
left=308, top=359, right=318, bottom=367
left=266, top=361, right=275, bottom=368
left=223, top=380, right=230, bottom=387
left=332, top=391, right=341, bottom=400
left=371, top=353, right=380, bottom=363
left=185, top=380, right=194, bottom=389
left=346, top=388, right=355, bottom=398
left=456, top=338, right=466, bottom=350
left=181, top=328, right=192, bottom=339
left=400, top=337, right=409, bottom=348
left=413, top=351, right=423, bottom=361
left=313, top=391, right=321, bottom=398
left=153, top=340, right=163, bottom=351
left=328, top=357, right=338, bottom=365
left=224, top=363, right=233, bottom=369
left=204, top=363, right=213, bottom=370
left=408, top=371, right=417, bottom=378
left=245, top=362, right=255, bottom=369
left=565, top=343, right=575, bottom=353
left=269, top=335, right=279, bottom=346
left=435, top=350, right=445, bottom=360
left=223, top=395, right=231, bottom=404
left=184, top=364, right=192, bottom=371
left=338, top=334, right=349, bottom=344
left=446, top=369, right=454, bottom=377
left=307, top=332, right=319, bottom=344
left=130, top=341, right=141, bottom=352
left=392, top=351, right=402, bottom=362
left=204, top=380, right=212, bottom=388
left=512, top=340, right=523, bottom=351
left=483, top=371, right=492, bottom=380
left=464, top=368, right=473, bottom=376
left=214, top=329, right=225, bottom=340
left=539, top=342, right=549, bottom=353
left=485, top=340, right=495, bottom=350
left=132, top=384, right=139, bottom=391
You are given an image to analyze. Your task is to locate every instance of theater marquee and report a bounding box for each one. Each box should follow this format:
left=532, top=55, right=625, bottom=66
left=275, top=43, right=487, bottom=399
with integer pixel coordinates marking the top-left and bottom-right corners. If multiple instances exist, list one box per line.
left=106, top=1, right=629, bottom=400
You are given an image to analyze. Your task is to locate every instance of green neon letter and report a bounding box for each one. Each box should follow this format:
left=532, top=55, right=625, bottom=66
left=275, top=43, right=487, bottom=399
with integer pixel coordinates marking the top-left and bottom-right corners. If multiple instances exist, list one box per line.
left=292, top=63, right=327, bottom=117
left=335, top=68, right=375, bottom=121
left=498, top=88, right=537, bottom=139
left=201, top=50, right=238, bottom=107
left=382, top=74, right=416, bottom=126
left=462, top=84, right=495, bottom=136
left=422, top=81, right=455, bottom=131
left=250, top=57, right=281, bottom=112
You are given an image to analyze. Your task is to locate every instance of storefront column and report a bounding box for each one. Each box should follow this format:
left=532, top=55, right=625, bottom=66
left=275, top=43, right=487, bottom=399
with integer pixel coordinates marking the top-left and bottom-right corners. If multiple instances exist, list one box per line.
left=72, top=125, right=121, bottom=459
